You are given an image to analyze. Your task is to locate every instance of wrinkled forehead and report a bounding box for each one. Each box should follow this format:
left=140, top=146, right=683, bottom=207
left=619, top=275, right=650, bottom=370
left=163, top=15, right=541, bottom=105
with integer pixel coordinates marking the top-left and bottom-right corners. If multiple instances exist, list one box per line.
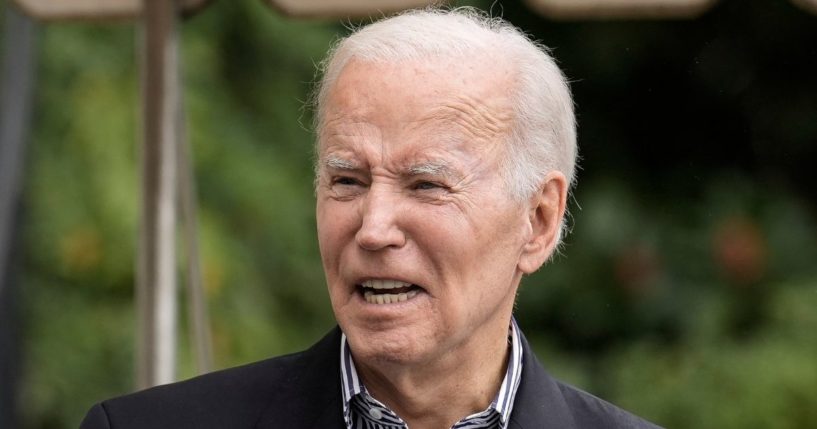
left=317, top=57, right=517, bottom=146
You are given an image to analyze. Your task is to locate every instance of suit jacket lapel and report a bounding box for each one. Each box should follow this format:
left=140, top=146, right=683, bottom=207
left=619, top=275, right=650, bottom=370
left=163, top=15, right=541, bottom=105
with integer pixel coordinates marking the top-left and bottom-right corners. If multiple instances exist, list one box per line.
left=507, top=329, right=578, bottom=429
left=253, top=326, right=578, bottom=429
left=254, top=328, right=346, bottom=429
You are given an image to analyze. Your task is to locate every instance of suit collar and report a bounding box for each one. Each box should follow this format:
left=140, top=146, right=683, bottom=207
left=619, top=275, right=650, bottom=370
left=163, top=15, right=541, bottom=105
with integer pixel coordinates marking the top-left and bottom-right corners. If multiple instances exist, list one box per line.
left=507, top=329, right=578, bottom=429
left=254, top=327, right=346, bottom=429
left=253, top=326, right=578, bottom=429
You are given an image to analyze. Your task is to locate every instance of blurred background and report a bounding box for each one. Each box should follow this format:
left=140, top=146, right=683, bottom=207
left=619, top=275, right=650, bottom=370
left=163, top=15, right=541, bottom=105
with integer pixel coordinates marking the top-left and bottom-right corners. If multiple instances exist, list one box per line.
left=1, top=0, right=816, bottom=428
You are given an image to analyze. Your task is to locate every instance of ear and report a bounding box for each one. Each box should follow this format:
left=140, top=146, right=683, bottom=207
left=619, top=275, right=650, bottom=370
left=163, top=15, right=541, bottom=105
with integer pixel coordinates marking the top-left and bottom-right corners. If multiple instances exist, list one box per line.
left=518, top=171, right=568, bottom=274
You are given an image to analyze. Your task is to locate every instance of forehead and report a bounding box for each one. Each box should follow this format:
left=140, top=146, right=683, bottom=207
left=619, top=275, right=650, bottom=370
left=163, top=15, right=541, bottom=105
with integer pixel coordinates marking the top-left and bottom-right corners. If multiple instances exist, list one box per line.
left=318, top=58, right=515, bottom=154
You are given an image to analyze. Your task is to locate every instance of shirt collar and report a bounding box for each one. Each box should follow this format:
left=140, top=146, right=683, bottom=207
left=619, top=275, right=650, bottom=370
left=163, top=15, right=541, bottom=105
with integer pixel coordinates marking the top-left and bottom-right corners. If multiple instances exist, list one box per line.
left=339, top=318, right=524, bottom=428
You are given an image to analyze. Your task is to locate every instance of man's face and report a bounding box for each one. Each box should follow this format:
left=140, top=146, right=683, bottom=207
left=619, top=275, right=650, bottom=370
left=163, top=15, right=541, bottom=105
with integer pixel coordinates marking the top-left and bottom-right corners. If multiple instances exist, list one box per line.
left=316, top=58, right=533, bottom=366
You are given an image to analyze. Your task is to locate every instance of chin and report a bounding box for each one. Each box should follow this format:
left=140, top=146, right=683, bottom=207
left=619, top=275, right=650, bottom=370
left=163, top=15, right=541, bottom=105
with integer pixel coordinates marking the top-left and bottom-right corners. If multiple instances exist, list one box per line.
left=344, top=323, right=431, bottom=365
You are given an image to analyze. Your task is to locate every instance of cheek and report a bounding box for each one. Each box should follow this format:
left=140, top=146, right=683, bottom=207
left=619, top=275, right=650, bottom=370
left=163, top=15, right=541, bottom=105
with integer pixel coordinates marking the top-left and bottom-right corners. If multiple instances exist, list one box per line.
left=317, top=201, right=362, bottom=266
left=404, top=211, right=466, bottom=257
left=462, top=209, right=528, bottom=274
left=316, top=205, right=342, bottom=262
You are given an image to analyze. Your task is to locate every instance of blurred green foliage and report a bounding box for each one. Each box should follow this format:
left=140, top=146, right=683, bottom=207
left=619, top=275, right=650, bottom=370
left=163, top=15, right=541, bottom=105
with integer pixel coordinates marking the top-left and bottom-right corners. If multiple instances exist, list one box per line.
left=5, top=0, right=816, bottom=428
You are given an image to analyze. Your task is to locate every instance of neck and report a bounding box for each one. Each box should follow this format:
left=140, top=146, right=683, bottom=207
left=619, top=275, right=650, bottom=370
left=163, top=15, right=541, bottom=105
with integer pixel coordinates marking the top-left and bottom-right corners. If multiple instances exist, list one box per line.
left=353, top=318, right=511, bottom=429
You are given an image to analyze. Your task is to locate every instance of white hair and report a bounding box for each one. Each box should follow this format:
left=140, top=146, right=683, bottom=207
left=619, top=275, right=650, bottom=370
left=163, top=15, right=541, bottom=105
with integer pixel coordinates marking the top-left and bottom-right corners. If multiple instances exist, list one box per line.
left=312, top=7, right=577, bottom=237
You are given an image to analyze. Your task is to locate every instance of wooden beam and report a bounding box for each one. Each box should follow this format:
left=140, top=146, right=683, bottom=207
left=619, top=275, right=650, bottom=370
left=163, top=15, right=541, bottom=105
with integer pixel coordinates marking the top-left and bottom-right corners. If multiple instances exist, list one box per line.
left=137, top=0, right=181, bottom=389
left=262, top=0, right=440, bottom=18
left=177, top=96, right=214, bottom=376
left=11, top=0, right=211, bottom=21
left=523, top=0, right=718, bottom=19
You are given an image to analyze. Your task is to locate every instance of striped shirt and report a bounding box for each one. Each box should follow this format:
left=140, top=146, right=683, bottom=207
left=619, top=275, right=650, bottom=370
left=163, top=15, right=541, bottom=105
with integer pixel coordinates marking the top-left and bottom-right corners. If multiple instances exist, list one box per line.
left=340, top=319, right=524, bottom=429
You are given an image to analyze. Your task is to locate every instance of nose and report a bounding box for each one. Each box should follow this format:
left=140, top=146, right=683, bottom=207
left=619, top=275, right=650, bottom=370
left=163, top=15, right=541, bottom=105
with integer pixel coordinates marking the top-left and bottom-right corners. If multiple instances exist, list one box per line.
left=355, top=185, right=407, bottom=251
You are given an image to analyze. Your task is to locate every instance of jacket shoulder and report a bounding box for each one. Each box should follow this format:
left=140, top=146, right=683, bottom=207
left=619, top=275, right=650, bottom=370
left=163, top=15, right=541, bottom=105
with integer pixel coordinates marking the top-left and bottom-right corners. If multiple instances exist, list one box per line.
left=509, top=327, right=663, bottom=429
left=555, top=381, right=663, bottom=429
left=80, top=328, right=342, bottom=429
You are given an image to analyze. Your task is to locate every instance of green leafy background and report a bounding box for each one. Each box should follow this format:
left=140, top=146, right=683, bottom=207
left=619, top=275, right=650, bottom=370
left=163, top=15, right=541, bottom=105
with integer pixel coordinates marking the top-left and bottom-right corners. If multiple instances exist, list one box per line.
left=4, top=0, right=816, bottom=427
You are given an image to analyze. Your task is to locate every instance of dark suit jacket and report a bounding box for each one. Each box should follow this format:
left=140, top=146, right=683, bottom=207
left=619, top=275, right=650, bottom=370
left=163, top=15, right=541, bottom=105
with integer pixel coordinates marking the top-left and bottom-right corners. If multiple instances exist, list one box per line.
left=80, top=327, right=663, bottom=428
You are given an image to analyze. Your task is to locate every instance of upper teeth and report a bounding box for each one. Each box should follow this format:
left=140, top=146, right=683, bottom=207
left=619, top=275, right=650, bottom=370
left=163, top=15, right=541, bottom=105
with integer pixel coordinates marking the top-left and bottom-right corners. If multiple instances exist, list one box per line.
left=362, top=279, right=412, bottom=290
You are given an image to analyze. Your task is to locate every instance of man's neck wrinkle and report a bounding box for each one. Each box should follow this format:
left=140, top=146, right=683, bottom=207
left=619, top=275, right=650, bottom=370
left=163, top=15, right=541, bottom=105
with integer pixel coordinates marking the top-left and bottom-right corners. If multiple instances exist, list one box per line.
left=353, top=333, right=510, bottom=429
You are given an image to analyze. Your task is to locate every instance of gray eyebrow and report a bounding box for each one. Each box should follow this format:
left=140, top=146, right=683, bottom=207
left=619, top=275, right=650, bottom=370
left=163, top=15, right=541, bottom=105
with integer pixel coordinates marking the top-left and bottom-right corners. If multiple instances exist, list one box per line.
left=323, top=157, right=457, bottom=178
left=324, top=156, right=358, bottom=170
left=408, top=161, right=454, bottom=177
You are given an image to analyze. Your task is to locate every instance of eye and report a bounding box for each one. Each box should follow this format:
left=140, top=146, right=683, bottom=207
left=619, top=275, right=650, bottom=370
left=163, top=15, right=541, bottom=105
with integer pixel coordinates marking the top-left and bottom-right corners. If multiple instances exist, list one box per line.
left=413, top=181, right=443, bottom=191
left=328, top=175, right=366, bottom=199
left=333, top=176, right=360, bottom=186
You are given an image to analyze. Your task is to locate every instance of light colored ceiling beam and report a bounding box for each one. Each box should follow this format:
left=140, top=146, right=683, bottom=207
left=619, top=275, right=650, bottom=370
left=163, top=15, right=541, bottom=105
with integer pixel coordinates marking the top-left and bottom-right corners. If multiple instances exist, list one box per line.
left=262, top=0, right=440, bottom=18
left=11, top=0, right=211, bottom=21
left=523, top=0, right=719, bottom=19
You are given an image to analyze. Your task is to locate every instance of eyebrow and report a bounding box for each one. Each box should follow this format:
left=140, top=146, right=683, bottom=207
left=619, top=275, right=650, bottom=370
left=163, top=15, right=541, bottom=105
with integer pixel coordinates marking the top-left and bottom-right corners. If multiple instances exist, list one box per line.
left=324, top=156, right=358, bottom=170
left=407, top=161, right=452, bottom=176
left=323, top=156, right=459, bottom=179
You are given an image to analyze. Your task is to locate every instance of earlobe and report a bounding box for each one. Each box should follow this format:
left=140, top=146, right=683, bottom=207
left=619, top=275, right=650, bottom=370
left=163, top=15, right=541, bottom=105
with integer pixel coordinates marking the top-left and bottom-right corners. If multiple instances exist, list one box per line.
left=518, top=172, right=568, bottom=274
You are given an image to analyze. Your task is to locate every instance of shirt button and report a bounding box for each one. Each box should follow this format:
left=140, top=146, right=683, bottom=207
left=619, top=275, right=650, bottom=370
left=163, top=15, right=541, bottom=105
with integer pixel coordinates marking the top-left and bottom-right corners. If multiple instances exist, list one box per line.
left=368, top=407, right=383, bottom=420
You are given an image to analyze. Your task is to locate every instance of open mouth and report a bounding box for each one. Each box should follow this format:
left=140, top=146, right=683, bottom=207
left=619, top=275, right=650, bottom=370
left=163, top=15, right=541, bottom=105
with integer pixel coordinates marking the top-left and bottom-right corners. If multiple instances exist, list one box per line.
left=357, top=279, right=423, bottom=304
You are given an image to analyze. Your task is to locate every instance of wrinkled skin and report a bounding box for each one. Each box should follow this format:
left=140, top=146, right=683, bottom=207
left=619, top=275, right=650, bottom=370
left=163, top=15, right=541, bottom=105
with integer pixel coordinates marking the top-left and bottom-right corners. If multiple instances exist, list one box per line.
left=315, top=58, right=567, bottom=428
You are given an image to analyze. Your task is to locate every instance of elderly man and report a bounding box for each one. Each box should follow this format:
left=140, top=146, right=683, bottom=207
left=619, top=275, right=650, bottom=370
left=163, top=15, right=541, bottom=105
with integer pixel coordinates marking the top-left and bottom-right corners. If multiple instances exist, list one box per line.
left=81, top=7, right=662, bottom=429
